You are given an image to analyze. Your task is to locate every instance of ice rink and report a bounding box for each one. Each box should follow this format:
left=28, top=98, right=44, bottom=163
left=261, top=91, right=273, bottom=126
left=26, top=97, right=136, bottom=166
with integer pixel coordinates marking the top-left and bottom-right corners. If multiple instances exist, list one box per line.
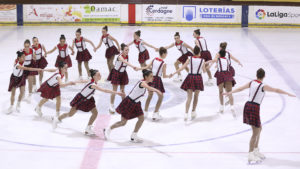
left=0, top=26, right=299, bottom=169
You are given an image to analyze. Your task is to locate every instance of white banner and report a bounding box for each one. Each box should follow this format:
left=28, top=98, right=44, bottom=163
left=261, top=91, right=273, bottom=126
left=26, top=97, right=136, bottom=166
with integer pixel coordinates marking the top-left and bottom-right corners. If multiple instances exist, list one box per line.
left=249, top=6, right=300, bottom=24
left=181, top=5, right=242, bottom=23
left=0, top=5, right=17, bottom=23
left=23, top=4, right=120, bottom=23
left=142, top=4, right=177, bottom=22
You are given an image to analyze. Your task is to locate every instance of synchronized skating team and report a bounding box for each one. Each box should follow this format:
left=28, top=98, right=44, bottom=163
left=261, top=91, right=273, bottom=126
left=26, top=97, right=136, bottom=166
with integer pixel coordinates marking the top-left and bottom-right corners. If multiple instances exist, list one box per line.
left=7, top=26, right=295, bottom=164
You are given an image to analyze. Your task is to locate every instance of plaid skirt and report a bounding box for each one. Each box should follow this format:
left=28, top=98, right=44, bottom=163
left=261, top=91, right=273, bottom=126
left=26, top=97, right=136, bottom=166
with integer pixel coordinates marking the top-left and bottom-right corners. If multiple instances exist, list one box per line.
left=25, top=61, right=38, bottom=76
left=105, top=46, right=120, bottom=59
left=178, top=51, right=193, bottom=64
left=214, top=71, right=236, bottom=87
left=149, top=76, right=165, bottom=93
left=116, top=96, right=143, bottom=120
left=107, top=68, right=129, bottom=85
left=200, top=50, right=212, bottom=62
left=8, top=74, right=26, bottom=91
left=229, top=65, right=235, bottom=77
left=70, top=93, right=96, bottom=112
left=76, top=49, right=92, bottom=62
left=138, top=50, right=150, bottom=64
left=243, top=101, right=261, bottom=128
left=37, top=82, right=60, bottom=99
left=55, top=55, right=72, bottom=68
left=36, top=57, right=48, bottom=69
left=181, top=74, right=204, bottom=91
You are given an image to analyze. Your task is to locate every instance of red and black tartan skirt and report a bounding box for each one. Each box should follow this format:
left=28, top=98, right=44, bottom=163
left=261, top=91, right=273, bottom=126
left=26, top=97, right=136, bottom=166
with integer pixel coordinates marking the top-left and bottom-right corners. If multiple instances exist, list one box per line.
left=200, top=50, right=212, bottom=62
left=181, top=74, right=204, bottom=91
left=37, top=82, right=60, bottom=99
left=116, top=96, right=143, bottom=120
left=55, top=55, right=72, bottom=68
left=243, top=101, right=261, bottom=128
left=36, top=57, right=48, bottom=69
left=178, top=51, right=193, bottom=64
left=138, top=50, right=150, bottom=64
left=76, top=49, right=92, bottom=62
left=25, top=61, right=38, bottom=76
left=107, top=69, right=129, bottom=85
left=214, top=71, right=236, bottom=87
left=105, top=46, right=120, bottom=59
left=149, top=76, right=165, bottom=93
left=8, top=74, right=26, bottom=91
left=229, top=65, right=235, bottom=77
left=70, top=93, right=96, bottom=112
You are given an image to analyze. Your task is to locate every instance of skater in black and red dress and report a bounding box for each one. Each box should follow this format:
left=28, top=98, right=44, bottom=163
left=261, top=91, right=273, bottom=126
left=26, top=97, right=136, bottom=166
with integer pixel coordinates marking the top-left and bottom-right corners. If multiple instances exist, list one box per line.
left=164, top=32, right=193, bottom=82
left=170, top=46, right=206, bottom=121
left=138, top=47, right=171, bottom=120
left=47, top=34, right=74, bottom=82
left=94, top=25, right=120, bottom=75
left=193, top=29, right=213, bottom=86
left=23, top=39, right=37, bottom=103
left=104, top=70, right=162, bottom=143
left=35, top=61, right=77, bottom=117
left=107, top=43, right=138, bottom=114
left=32, top=37, right=48, bottom=86
left=8, top=51, right=47, bottom=114
left=127, top=30, right=158, bottom=67
left=224, top=68, right=295, bottom=164
left=52, top=69, right=125, bottom=135
left=71, top=28, right=96, bottom=78
left=208, top=46, right=236, bottom=116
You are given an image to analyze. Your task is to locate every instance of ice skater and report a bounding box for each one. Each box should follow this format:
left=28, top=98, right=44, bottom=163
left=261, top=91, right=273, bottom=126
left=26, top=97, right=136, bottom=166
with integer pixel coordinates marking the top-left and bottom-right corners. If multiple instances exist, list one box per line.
left=223, top=68, right=296, bottom=164
left=220, top=42, right=243, bottom=77
left=164, top=32, right=193, bottom=82
left=32, top=37, right=48, bottom=86
left=94, top=25, right=120, bottom=75
left=52, top=69, right=125, bottom=135
left=127, top=30, right=158, bottom=67
left=47, top=34, right=74, bottom=82
left=71, top=28, right=96, bottom=79
left=104, top=69, right=162, bottom=143
left=170, top=46, right=206, bottom=121
left=193, top=29, right=213, bottom=86
left=107, top=43, right=138, bottom=114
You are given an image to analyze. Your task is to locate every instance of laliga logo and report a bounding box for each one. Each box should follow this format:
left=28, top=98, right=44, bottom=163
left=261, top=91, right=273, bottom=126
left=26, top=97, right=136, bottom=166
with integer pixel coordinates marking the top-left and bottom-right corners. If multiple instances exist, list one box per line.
left=256, top=9, right=266, bottom=20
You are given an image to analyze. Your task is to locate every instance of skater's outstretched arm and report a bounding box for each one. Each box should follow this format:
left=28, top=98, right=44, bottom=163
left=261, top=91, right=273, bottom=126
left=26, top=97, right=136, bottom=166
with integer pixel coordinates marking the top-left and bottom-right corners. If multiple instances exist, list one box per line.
left=170, top=58, right=190, bottom=76
left=17, top=65, right=43, bottom=72
left=223, top=82, right=251, bottom=96
left=108, top=35, right=120, bottom=52
left=46, top=46, right=57, bottom=55
left=142, top=41, right=158, bottom=51
left=92, top=85, right=125, bottom=97
left=229, top=53, right=243, bottom=67
left=57, top=77, right=75, bottom=88
left=95, top=37, right=103, bottom=52
left=83, top=38, right=96, bottom=50
left=164, top=43, right=174, bottom=49
left=162, top=64, right=171, bottom=78
left=264, top=85, right=296, bottom=97
left=183, top=42, right=193, bottom=51
left=118, top=55, right=138, bottom=70
left=137, top=59, right=153, bottom=70
left=141, top=81, right=162, bottom=96
left=42, top=44, right=47, bottom=57
left=71, top=39, right=75, bottom=51
left=68, top=45, right=75, bottom=55
left=126, top=41, right=134, bottom=47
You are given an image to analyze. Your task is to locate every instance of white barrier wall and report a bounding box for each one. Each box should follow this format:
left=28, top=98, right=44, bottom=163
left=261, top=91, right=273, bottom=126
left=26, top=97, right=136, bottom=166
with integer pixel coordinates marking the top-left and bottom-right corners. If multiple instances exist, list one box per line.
left=0, top=5, right=17, bottom=23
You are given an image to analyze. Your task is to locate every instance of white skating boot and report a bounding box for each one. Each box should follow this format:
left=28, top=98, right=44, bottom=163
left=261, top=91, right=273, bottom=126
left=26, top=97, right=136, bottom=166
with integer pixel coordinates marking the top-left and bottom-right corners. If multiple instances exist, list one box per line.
left=130, top=132, right=143, bottom=143
left=184, top=113, right=188, bottom=121
left=248, top=151, right=262, bottom=164
left=191, top=111, right=197, bottom=120
left=52, top=116, right=61, bottom=130
left=205, top=78, right=214, bottom=86
left=16, top=102, right=21, bottom=113
left=85, top=125, right=95, bottom=136
left=144, top=111, right=148, bottom=118
left=152, top=112, right=162, bottom=121
left=35, top=105, right=43, bottom=117
left=24, top=93, right=32, bottom=104
left=56, top=111, right=60, bottom=117
left=219, top=105, right=224, bottom=114
left=103, top=128, right=111, bottom=140
left=7, top=105, right=14, bottom=114
left=230, top=105, right=236, bottom=118
left=254, top=148, right=266, bottom=160
left=32, top=85, right=37, bottom=93
left=109, top=104, right=115, bottom=114
left=39, top=80, right=42, bottom=87
left=173, top=74, right=182, bottom=82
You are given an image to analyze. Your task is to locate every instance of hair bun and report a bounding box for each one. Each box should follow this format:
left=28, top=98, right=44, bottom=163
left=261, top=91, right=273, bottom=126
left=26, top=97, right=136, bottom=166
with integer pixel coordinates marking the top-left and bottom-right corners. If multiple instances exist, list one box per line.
left=142, top=69, right=148, bottom=74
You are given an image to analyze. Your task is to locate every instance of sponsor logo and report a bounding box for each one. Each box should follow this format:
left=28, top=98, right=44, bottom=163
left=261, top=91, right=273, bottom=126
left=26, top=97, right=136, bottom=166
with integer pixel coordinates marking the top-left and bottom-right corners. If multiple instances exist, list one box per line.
left=199, top=7, right=235, bottom=19
left=183, top=6, right=196, bottom=21
left=256, top=9, right=266, bottom=19
left=84, top=5, right=116, bottom=14
left=145, top=5, right=173, bottom=16
left=256, top=9, right=300, bottom=19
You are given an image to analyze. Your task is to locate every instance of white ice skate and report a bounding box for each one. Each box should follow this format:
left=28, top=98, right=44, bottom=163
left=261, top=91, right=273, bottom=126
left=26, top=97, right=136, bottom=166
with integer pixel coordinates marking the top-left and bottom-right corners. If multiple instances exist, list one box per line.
left=56, top=111, right=60, bottom=117
left=205, top=78, right=214, bottom=86
left=130, top=133, right=143, bottom=143
left=184, top=113, right=188, bottom=122
left=35, top=106, right=43, bottom=117
left=52, top=116, right=61, bottom=130
left=16, top=102, right=21, bottom=113
left=152, top=112, right=162, bottom=121
left=254, top=148, right=266, bottom=160
left=219, top=105, right=224, bottom=114
left=191, top=111, right=197, bottom=120
left=248, top=152, right=262, bottom=165
left=7, top=105, right=14, bottom=114
left=230, top=105, right=236, bottom=119
left=24, top=94, right=32, bottom=104
left=109, top=104, right=115, bottom=114
left=103, top=128, right=111, bottom=140
left=173, top=75, right=182, bottom=82
left=32, top=85, right=37, bottom=93
left=85, top=125, right=96, bottom=136
left=144, top=111, right=148, bottom=118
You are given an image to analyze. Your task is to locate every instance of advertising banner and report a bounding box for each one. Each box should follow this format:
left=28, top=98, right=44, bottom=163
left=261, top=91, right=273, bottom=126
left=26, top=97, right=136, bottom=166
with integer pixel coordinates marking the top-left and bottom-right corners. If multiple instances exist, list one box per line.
left=249, top=6, right=300, bottom=24
left=0, top=4, right=17, bottom=23
left=23, top=4, right=120, bottom=23
left=142, top=4, right=177, bottom=22
left=181, top=5, right=242, bottom=24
